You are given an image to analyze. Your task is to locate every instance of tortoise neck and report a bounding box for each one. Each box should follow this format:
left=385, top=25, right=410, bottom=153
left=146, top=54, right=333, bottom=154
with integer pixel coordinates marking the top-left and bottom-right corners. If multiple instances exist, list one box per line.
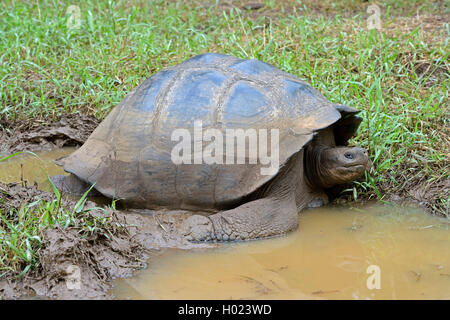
left=304, top=144, right=333, bottom=190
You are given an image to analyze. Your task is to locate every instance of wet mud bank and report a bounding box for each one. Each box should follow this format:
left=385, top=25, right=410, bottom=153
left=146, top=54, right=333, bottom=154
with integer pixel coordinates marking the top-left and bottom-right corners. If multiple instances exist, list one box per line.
left=0, top=114, right=99, bottom=155
left=0, top=182, right=211, bottom=299
left=0, top=114, right=448, bottom=299
left=1, top=114, right=447, bottom=215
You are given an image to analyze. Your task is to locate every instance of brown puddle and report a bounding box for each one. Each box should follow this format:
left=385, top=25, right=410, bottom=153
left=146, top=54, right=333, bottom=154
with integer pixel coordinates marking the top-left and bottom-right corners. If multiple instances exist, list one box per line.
left=1, top=150, right=449, bottom=300
left=0, top=148, right=75, bottom=191
left=0, top=148, right=112, bottom=208
left=113, top=205, right=449, bottom=300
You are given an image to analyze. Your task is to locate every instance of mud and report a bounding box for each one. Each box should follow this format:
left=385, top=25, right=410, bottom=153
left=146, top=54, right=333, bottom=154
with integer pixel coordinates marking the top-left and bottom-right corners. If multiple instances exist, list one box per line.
left=0, top=182, right=211, bottom=300
left=113, top=204, right=449, bottom=300
left=378, top=157, right=450, bottom=217
left=0, top=182, right=54, bottom=213
left=0, top=114, right=99, bottom=155
left=0, top=114, right=447, bottom=299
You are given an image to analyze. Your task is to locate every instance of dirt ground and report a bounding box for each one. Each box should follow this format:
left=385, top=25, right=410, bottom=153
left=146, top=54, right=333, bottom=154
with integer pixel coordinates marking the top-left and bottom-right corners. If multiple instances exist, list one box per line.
left=0, top=181, right=212, bottom=299
left=1, top=113, right=447, bottom=214
left=0, top=0, right=448, bottom=300
left=0, top=113, right=447, bottom=299
left=0, top=114, right=99, bottom=155
left=0, top=116, right=214, bottom=299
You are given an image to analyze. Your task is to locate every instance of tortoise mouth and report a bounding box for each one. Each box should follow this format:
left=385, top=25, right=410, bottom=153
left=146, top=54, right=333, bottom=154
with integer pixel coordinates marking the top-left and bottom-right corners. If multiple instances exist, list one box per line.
left=340, top=161, right=367, bottom=168
left=336, top=164, right=365, bottom=175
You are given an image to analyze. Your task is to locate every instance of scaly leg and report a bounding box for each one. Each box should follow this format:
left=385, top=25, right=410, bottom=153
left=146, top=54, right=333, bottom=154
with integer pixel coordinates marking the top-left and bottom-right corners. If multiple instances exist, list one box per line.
left=182, top=193, right=298, bottom=241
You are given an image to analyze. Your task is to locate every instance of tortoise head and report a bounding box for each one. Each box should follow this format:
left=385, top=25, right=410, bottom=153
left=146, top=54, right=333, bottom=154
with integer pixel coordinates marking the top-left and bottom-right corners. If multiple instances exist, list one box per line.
left=306, top=145, right=369, bottom=189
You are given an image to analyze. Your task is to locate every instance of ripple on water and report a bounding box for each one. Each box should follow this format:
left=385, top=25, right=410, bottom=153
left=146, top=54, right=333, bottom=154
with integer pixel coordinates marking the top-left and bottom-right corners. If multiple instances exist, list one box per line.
left=113, top=205, right=449, bottom=300
left=1, top=150, right=448, bottom=300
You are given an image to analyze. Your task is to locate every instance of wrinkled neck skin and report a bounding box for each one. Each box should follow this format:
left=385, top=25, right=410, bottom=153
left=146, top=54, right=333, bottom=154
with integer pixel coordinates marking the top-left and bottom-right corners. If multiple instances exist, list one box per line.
left=305, top=145, right=333, bottom=189
left=305, top=144, right=368, bottom=190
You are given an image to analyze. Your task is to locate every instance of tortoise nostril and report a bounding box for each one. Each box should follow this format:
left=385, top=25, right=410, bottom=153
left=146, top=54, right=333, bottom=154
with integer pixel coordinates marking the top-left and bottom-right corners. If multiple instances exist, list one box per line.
left=344, top=152, right=353, bottom=160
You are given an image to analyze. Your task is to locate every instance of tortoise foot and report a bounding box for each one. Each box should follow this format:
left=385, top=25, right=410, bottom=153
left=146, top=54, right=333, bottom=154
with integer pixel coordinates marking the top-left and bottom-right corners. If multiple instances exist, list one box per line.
left=182, top=215, right=214, bottom=242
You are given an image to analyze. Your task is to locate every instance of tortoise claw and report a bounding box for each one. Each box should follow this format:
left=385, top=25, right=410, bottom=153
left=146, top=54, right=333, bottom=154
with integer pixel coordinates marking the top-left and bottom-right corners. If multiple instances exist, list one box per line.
left=182, top=215, right=214, bottom=242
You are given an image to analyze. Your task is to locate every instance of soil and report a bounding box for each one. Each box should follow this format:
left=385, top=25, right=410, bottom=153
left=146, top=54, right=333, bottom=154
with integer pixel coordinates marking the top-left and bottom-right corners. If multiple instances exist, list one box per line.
left=0, top=114, right=99, bottom=155
left=0, top=182, right=54, bottom=212
left=0, top=111, right=447, bottom=299
left=1, top=0, right=448, bottom=300
left=397, top=52, right=450, bottom=88
left=0, top=115, right=214, bottom=299
left=1, top=113, right=446, bottom=214
left=379, top=162, right=450, bottom=216
left=0, top=182, right=212, bottom=300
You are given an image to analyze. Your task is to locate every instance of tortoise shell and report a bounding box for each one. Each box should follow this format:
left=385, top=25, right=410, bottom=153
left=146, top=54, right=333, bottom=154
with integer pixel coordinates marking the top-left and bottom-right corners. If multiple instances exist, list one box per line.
left=60, top=53, right=360, bottom=209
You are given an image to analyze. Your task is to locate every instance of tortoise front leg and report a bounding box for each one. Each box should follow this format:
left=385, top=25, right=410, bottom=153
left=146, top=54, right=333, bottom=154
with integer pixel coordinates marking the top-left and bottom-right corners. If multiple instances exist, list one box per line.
left=182, top=194, right=298, bottom=241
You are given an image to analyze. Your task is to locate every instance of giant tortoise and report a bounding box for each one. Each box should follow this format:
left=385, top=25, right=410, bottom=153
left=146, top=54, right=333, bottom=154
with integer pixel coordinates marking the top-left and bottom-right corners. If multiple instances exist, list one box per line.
left=53, top=53, right=369, bottom=241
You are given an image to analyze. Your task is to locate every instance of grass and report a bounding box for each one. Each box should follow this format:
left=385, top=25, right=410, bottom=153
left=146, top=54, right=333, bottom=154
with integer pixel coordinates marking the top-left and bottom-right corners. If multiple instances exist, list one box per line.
left=0, top=0, right=448, bottom=215
left=0, top=153, right=125, bottom=278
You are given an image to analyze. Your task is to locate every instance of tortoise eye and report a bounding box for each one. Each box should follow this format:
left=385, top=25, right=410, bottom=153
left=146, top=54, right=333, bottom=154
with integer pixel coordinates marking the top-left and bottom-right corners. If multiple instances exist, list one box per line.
left=344, top=152, right=354, bottom=160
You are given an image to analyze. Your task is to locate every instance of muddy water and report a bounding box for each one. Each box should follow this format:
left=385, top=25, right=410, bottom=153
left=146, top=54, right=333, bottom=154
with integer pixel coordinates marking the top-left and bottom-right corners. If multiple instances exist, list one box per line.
left=1, top=150, right=449, bottom=300
left=0, top=148, right=75, bottom=191
left=113, top=205, right=449, bottom=300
